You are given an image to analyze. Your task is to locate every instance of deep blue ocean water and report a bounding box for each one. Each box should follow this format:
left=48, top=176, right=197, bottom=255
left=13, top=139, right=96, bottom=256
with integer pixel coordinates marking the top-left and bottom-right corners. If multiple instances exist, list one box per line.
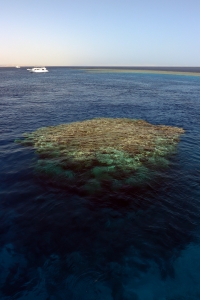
left=0, top=67, right=200, bottom=300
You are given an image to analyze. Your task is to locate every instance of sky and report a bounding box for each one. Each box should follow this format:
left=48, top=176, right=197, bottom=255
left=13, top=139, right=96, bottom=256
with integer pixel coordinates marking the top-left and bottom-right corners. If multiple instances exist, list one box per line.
left=0, top=0, right=200, bottom=66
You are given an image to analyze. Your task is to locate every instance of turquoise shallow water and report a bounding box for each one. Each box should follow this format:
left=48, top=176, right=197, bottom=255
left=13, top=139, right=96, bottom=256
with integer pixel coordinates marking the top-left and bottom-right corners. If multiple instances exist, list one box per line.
left=0, top=67, right=200, bottom=299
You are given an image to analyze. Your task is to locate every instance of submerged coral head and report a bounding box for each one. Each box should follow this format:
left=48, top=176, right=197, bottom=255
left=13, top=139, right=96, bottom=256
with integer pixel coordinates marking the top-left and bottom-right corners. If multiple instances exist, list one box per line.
left=17, top=118, right=185, bottom=195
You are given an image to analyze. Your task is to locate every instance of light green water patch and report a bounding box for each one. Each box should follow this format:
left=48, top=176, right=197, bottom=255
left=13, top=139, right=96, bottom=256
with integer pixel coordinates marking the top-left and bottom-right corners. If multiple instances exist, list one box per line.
left=16, top=118, right=185, bottom=196
left=83, top=68, right=200, bottom=77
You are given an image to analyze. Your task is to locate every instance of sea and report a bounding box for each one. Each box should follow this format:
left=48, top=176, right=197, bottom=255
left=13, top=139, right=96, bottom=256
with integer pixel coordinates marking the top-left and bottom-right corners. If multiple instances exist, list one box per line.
left=0, top=66, right=200, bottom=300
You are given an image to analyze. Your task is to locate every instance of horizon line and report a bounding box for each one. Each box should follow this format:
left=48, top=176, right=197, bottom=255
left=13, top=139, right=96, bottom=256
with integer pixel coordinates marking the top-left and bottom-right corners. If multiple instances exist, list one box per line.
left=1, top=65, right=200, bottom=68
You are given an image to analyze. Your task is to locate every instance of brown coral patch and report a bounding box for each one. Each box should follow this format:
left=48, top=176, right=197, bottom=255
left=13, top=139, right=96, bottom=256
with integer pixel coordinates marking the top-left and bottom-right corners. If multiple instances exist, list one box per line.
left=16, top=118, right=185, bottom=194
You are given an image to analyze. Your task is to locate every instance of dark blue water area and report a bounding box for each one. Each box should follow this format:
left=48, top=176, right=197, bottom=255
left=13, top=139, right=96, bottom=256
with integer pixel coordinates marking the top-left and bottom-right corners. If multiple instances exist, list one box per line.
left=0, top=67, right=200, bottom=299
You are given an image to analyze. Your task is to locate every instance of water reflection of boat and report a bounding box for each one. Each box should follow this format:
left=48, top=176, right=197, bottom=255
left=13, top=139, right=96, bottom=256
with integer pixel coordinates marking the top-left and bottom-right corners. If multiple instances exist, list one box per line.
left=27, top=67, right=49, bottom=73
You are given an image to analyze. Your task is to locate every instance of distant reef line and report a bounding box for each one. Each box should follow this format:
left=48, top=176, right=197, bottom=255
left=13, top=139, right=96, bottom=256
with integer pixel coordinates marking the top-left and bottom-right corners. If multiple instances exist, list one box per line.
left=82, top=68, right=200, bottom=76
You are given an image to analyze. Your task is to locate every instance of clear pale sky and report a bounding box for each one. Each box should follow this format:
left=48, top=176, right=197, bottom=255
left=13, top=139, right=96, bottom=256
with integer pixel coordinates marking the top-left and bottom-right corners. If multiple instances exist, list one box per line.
left=1, top=0, right=200, bottom=66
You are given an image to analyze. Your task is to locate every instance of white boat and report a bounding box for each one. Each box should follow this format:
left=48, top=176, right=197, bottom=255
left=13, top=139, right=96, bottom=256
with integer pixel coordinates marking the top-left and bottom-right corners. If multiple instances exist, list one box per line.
left=16, top=66, right=20, bottom=68
left=27, top=67, right=49, bottom=73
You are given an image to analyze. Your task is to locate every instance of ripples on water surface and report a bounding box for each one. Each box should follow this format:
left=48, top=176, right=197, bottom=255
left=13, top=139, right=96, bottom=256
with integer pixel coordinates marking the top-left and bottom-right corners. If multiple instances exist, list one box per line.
left=0, top=67, right=200, bottom=300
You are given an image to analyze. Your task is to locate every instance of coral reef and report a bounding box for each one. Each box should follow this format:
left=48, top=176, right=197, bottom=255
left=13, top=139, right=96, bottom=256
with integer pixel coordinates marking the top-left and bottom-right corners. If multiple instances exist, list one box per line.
left=16, top=118, right=184, bottom=195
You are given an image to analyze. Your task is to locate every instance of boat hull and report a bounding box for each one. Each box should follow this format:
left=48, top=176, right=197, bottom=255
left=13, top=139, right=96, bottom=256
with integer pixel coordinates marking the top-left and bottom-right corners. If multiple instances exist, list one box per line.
left=27, top=67, right=49, bottom=73
left=29, top=70, right=48, bottom=73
